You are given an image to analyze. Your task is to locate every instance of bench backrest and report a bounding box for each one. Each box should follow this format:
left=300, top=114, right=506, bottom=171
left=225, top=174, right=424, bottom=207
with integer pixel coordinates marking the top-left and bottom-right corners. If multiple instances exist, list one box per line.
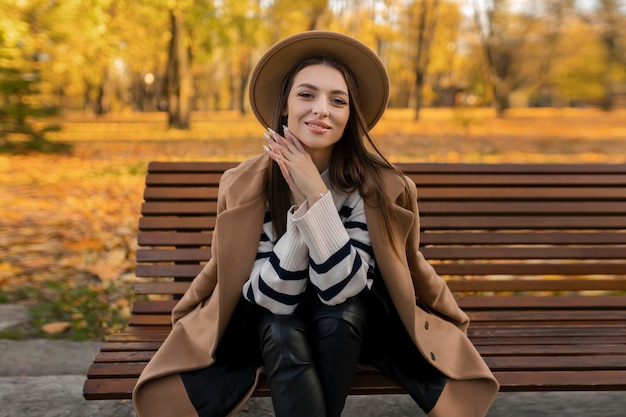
left=131, top=162, right=626, bottom=327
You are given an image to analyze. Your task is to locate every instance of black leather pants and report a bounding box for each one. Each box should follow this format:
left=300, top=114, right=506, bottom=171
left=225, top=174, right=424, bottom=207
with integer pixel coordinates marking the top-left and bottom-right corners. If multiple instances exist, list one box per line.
left=257, top=295, right=367, bottom=417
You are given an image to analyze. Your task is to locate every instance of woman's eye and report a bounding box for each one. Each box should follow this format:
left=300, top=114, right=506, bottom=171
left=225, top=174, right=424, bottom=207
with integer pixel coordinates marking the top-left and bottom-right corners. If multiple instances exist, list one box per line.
left=331, top=98, right=347, bottom=105
left=298, top=92, right=314, bottom=99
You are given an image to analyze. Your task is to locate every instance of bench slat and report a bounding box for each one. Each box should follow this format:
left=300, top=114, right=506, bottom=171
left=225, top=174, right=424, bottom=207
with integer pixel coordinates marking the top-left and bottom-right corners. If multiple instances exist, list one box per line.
left=144, top=187, right=219, bottom=200
left=135, top=263, right=626, bottom=279
left=416, top=187, right=626, bottom=200
left=468, top=309, right=626, bottom=323
left=146, top=173, right=223, bottom=186
left=142, top=202, right=218, bottom=215
left=446, top=278, right=626, bottom=292
left=479, top=344, right=626, bottom=356
left=136, top=247, right=626, bottom=262
left=147, top=161, right=237, bottom=172
left=130, top=278, right=626, bottom=296
left=429, top=245, right=626, bottom=260
left=422, top=232, right=626, bottom=245
left=458, top=295, right=626, bottom=310
left=139, top=217, right=216, bottom=230
left=136, top=248, right=211, bottom=262
left=471, top=336, right=626, bottom=346
left=419, top=201, right=626, bottom=214
left=495, top=370, right=626, bottom=391
left=128, top=315, right=172, bottom=326
left=421, top=215, right=626, bottom=230
left=83, top=369, right=626, bottom=401
left=407, top=173, right=626, bottom=185
left=99, top=342, right=163, bottom=351
left=133, top=282, right=190, bottom=294
left=468, top=325, right=626, bottom=338
left=88, top=354, right=626, bottom=381
left=131, top=300, right=178, bottom=314
left=126, top=296, right=626, bottom=316
left=137, top=232, right=213, bottom=246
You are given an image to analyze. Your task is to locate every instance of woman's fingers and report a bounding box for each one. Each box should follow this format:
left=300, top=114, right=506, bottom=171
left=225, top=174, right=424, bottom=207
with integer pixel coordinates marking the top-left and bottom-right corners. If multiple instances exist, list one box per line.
left=268, top=127, right=305, bottom=160
left=263, top=132, right=287, bottom=159
left=263, top=130, right=307, bottom=204
left=277, top=159, right=306, bottom=205
left=265, top=127, right=325, bottom=201
left=282, top=125, right=306, bottom=153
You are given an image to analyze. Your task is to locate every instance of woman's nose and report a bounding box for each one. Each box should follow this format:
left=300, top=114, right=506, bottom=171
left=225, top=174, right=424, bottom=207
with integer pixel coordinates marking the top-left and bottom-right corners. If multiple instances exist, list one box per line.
left=312, top=101, right=329, bottom=117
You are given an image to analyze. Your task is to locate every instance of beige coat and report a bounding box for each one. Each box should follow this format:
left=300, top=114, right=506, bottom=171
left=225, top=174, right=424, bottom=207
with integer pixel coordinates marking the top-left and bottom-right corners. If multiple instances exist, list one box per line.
left=133, top=155, right=499, bottom=417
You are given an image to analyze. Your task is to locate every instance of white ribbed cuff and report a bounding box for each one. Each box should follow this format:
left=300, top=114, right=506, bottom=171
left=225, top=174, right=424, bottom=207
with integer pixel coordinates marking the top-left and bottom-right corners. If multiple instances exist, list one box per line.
left=273, top=211, right=309, bottom=270
left=294, top=192, right=349, bottom=262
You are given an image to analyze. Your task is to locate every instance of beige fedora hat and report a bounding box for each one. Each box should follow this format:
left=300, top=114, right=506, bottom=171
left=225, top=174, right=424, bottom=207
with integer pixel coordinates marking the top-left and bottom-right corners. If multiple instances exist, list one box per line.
left=248, top=30, right=390, bottom=131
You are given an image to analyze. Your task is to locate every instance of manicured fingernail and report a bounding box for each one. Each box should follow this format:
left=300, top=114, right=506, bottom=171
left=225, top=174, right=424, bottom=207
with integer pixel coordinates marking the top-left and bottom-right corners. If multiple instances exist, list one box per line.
left=267, top=127, right=278, bottom=142
left=263, top=145, right=271, bottom=152
left=263, top=132, right=271, bottom=141
left=282, top=124, right=289, bottom=132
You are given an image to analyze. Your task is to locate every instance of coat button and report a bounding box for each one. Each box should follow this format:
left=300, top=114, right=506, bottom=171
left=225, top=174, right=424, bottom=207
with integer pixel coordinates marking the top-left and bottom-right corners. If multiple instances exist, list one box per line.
left=424, top=320, right=429, bottom=330
left=430, top=352, right=436, bottom=361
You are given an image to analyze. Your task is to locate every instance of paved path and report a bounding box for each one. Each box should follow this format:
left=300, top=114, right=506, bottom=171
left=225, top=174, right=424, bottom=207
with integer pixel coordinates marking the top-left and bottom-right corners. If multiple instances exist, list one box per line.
left=1, top=339, right=626, bottom=417
left=1, top=303, right=625, bottom=417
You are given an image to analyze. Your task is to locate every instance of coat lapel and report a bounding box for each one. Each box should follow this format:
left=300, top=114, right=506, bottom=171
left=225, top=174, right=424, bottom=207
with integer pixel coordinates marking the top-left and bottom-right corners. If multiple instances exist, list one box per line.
left=364, top=170, right=417, bottom=329
left=213, top=155, right=269, bottom=337
left=215, top=197, right=265, bottom=335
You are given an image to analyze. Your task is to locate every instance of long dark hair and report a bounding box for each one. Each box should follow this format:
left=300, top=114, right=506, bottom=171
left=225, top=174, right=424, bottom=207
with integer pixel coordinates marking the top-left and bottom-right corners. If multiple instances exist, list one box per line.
left=265, top=56, right=410, bottom=255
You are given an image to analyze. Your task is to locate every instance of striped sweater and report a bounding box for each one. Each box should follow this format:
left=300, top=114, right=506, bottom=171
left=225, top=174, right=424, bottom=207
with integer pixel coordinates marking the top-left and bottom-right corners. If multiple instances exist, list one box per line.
left=242, top=175, right=374, bottom=315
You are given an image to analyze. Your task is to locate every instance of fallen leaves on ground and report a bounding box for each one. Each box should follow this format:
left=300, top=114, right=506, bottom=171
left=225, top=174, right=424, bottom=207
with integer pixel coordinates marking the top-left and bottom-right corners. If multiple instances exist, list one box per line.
left=41, top=321, right=71, bottom=334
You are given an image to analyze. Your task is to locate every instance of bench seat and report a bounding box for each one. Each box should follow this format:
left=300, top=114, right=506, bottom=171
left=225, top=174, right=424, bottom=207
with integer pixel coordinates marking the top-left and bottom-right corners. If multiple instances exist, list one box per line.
left=83, top=162, right=626, bottom=400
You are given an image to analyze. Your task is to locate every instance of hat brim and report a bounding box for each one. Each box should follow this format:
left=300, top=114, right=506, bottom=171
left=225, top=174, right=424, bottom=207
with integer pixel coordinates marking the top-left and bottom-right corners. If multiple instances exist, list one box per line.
left=248, top=31, right=389, bottom=131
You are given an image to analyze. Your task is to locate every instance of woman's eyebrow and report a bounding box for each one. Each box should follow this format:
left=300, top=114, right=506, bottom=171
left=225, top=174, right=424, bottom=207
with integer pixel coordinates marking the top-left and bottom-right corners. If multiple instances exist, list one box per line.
left=296, top=83, right=348, bottom=96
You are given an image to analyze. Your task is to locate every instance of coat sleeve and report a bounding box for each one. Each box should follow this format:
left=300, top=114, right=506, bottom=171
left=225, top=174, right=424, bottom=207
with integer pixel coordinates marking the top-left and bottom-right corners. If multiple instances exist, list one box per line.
left=171, top=168, right=233, bottom=324
left=404, top=177, right=470, bottom=332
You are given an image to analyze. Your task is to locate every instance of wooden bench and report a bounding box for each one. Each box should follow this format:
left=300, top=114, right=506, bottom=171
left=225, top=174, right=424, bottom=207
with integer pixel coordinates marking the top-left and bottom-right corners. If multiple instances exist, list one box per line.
left=83, top=161, right=626, bottom=401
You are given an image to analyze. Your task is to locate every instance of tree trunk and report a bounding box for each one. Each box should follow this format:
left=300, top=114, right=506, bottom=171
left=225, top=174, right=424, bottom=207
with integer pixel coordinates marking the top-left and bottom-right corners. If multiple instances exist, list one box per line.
left=166, top=9, right=191, bottom=129
left=494, top=85, right=510, bottom=117
left=414, top=0, right=440, bottom=121
left=599, top=0, right=620, bottom=112
left=474, top=0, right=512, bottom=118
left=94, top=68, right=110, bottom=115
left=239, top=71, right=249, bottom=115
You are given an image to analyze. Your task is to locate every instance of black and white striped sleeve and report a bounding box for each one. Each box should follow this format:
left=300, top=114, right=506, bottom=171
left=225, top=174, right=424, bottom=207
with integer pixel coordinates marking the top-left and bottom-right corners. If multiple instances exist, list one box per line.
left=242, top=211, right=309, bottom=315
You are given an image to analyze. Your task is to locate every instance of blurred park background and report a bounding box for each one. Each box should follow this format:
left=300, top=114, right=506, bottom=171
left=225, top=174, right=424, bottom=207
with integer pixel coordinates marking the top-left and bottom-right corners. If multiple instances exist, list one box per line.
left=1, top=0, right=625, bottom=341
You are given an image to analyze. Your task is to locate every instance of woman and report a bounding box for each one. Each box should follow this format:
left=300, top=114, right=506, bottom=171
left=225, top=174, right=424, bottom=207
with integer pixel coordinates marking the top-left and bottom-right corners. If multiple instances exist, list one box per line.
left=133, top=30, right=498, bottom=417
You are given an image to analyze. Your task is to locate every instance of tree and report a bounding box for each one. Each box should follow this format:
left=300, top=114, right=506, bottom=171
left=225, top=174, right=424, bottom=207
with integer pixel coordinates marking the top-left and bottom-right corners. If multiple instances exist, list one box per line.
left=473, top=0, right=530, bottom=117
left=165, top=8, right=191, bottom=129
left=219, top=0, right=267, bottom=115
left=530, top=0, right=574, bottom=107
left=411, top=0, right=440, bottom=120
left=0, top=2, right=66, bottom=153
left=596, top=0, right=626, bottom=110
left=70, top=0, right=123, bottom=115
left=427, top=1, right=464, bottom=107
left=0, top=55, right=66, bottom=153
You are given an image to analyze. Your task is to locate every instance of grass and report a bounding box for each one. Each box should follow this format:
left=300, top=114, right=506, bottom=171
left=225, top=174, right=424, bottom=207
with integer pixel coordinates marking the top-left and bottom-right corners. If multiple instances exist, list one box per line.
left=0, top=280, right=132, bottom=340
left=1, top=107, right=624, bottom=340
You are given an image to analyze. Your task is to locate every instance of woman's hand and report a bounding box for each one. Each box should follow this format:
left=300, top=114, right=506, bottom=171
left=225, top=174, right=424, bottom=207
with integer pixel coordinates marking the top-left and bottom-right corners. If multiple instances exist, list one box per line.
left=263, top=127, right=327, bottom=205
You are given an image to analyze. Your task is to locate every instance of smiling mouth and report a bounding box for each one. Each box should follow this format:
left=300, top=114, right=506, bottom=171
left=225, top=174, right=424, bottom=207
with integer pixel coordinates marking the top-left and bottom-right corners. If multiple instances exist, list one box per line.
left=305, top=122, right=331, bottom=130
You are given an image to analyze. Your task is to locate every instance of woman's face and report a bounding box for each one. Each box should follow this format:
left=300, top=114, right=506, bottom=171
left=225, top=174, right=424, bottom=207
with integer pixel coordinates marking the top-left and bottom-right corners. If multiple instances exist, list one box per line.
left=284, top=63, right=350, bottom=157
